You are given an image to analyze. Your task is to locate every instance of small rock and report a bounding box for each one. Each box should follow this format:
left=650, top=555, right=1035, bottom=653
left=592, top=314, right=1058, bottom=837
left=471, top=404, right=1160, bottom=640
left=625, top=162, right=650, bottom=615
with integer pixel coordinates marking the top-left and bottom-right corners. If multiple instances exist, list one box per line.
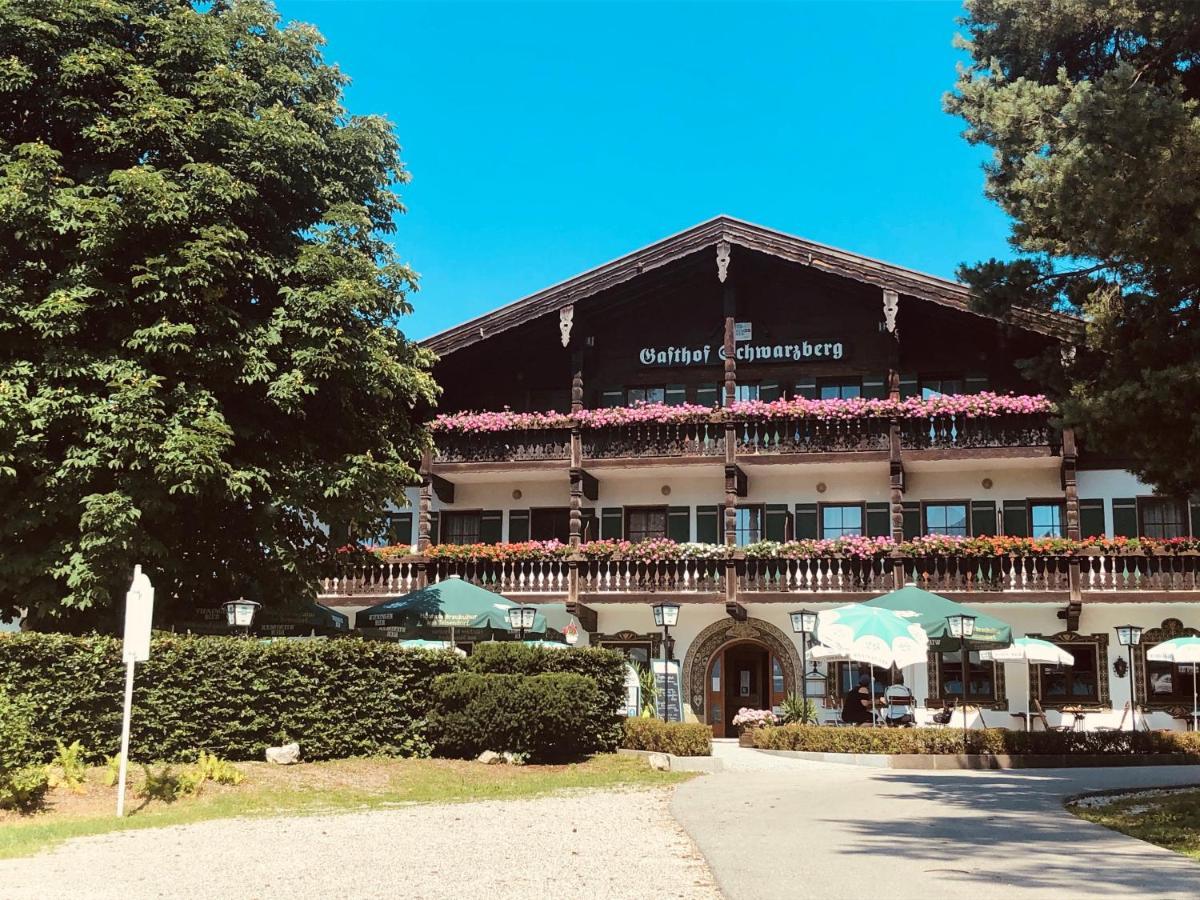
left=477, top=750, right=503, bottom=765
left=501, top=752, right=525, bottom=766
left=647, top=752, right=671, bottom=772
left=265, top=742, right=301, bottom=765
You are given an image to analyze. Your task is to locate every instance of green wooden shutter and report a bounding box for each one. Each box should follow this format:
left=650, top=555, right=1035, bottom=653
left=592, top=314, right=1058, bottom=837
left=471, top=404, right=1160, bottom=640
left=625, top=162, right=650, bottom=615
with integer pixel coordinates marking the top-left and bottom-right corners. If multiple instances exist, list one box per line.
left=668, top=506, right=691, bottom=542
left=508, top=509, right=530, bottom=543
left=865, top=502, right=891, bottom=538
left=765, top=504, right=790, bottom=541
left=795, top=378, right=817, bottom=400
left=1112, top=498, right=1138, bottom=537
left=601, top=507, right=624, bottom=540
left=862, top=375, right=887, bottom=400
left=965, top=373, right=989, bottom=394
left=480, top=510, right=503, bottom=544
left=1191, top=499, right=1200, bottom=538
left=794, top=503, right=819, bottom=540
left=665, top=384, right=686, bottom=407
left=760, top=382, right=781, bottom=403
left=898, top=374, right=919, bottom=399
left=1079, top=498, right=1105, bottom=539
left=580, top=507, right=597, bottom=543
left=1002, top=501, right=1029, bottom=537
left=428, top=511, right=440, bottom=546
left=970, top=501, right=997, bottom=537
left=902, top=501, right=921, bottom=540
left=696, top=505, right=720, bottom=544
left=601, top=389, right=624, bottom=408
left=695, top=383, right=719, bottom=407
left=387, top=512, right=413, bottom=546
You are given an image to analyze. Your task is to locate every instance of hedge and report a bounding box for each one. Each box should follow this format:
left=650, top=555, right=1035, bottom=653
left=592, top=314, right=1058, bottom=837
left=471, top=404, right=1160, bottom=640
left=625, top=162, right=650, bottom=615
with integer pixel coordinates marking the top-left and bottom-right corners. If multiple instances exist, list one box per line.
left=0, top=633, right=461, bottom=763
left=467, top=643, right=626, bottom=752
left=426, top=672, right=602, bottom=761
left=750, top=725, right=1200, bottom=756
left=620, top=719, right=712, bottom=757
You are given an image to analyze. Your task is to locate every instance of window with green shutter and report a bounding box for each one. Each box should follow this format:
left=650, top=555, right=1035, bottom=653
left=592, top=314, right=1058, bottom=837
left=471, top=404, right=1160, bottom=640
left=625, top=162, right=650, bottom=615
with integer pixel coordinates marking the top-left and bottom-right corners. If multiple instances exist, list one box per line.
left=1002, top=501, right=1029, bottom=537
left=964, top=373, right=989, bottom=394
left=696, top=505, right=721, bottom=544
left=479, top=510, right=503, bottom=544
left=600, top=507, right=624, bottom=540
left=794, top=378, right=817, bottom=400
left=427, top=511, right=440, bottom=546
left=898, top=374, right=919, bottom=399
left=862, top=375, right=887, bottom=400
left=508, top=509, right=530, bottom=543
left=901, top=501, right=921, bottom=540
left=970, top=501, right=997, bottom=537
left=600, top=389, right=624, bottom=408
left=385, top=512, right=413, bottom=546
left=1078, top=499, right=1105, bottom=539
left=696, top=383, right=719, bottom=407
left=581, top=507, right=598, bottom=543
left=866, top=502, right=891, bottom=538
left=665, top=385, right=687, bottom=406
left=668, top=506, right=691, bottom=542
left=1112, top=498, right=1138, bottom=538
left=760, top=382, right=781, bottom=402
left=794, top=502, right=819, bottom=540
left=764, top=504, right=790, bottom=541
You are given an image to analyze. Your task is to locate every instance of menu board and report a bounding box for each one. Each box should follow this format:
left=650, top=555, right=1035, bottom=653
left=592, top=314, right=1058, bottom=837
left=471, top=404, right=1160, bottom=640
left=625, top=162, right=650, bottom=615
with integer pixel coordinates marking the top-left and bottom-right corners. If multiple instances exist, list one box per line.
left=653, top=660, right=683, bottom=722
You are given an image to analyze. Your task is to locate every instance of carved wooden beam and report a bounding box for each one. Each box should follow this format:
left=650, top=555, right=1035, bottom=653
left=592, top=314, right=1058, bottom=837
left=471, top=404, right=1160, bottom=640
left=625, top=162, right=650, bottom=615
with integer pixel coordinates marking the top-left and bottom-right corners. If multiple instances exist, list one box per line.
left=568, top=601, right=598, bottom=632
left=580, top=469, right=599, bottom=502
left=726, top=464, right=748, bottom=499
left=1058, top=598, right=1082, bottom=633
left=431, top=474, right=455, bottom=504
left=725, top=601, right=748, bottom=622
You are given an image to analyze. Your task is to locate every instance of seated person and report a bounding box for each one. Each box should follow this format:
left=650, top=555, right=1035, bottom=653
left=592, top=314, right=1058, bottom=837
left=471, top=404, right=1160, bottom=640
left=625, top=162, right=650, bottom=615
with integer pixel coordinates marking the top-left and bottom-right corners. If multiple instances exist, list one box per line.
left=841, top=674, right=878, bottom=725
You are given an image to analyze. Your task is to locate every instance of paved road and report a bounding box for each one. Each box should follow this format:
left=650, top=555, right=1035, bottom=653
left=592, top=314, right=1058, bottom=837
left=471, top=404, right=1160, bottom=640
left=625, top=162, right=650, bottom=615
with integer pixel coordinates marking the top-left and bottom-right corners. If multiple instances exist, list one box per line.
left=673, top=747, right=1200, bottom=900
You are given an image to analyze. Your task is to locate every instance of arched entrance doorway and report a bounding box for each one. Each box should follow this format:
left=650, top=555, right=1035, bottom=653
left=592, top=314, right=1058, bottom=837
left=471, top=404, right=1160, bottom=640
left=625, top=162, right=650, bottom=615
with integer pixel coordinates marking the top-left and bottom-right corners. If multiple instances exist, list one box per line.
left=705, top=639, right=788, bottom=737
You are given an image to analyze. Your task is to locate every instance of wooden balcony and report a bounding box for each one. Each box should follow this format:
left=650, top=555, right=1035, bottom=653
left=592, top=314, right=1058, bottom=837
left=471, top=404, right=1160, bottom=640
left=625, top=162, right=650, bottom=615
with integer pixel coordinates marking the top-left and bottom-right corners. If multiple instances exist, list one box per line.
left=580, top=421, right=725, bottom=461
left=734, top=416, right=890, bottom=456
left=319, top=551, right=1200, bottom=605
left=433, top=428, right=571, bottom=464
left=899, top=413, right=1056, bottom=455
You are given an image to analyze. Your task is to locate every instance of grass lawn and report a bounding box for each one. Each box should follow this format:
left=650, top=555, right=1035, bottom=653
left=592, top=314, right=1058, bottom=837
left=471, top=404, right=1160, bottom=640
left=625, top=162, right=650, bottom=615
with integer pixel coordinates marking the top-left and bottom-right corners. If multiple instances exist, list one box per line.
left=0, top=754, right=690, bottom=861
left=1069, top=788, right=1200, bottom=861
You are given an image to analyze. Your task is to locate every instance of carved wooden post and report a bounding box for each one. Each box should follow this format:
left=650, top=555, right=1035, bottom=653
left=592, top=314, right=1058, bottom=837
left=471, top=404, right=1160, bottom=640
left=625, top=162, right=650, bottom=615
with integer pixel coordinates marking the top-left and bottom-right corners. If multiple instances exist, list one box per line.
left=418, top=448, right=433, bottom=553
left=889, top=421, right=905, bottom=589
left=1062, top=426, right=1082, bottom=629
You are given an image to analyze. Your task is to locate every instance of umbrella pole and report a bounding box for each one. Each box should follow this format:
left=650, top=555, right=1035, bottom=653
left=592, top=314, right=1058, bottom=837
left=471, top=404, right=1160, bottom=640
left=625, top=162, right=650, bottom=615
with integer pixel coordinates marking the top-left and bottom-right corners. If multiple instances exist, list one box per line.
left=1193, top=665, right=1197, bottom=733
left=870, top=675, right=877, bottom=728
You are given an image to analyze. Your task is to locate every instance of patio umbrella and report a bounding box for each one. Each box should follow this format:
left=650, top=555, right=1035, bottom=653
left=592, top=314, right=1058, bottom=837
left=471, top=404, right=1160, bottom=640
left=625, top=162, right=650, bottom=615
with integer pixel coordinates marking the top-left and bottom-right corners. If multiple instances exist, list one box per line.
left=816, top=603, right=929, bottom=725
left=398, top=639, right=468, bottom=656
left=1147, top=637, right=1200, bottom=730
left=354, top=576, right=548, bottom=635
left=522, top=640, right=570, bottom=650
left=863, top=585, right=1011, bottom=652
left=980, top=638, right=1074, bottom=731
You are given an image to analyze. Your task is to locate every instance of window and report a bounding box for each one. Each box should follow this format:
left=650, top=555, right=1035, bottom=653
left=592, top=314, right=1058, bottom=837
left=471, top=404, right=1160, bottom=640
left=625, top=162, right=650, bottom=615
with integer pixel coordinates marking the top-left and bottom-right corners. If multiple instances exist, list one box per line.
left=696, top=383, right=719, bottom=407
left=733, top=383, right=759, bottom=403
left=921, top=377, right=964, bottom=399
left=441, top=511, right=481, bottom=545
left=1030, top=502, right=1065, bottom=538
left=600, top=641, right=654, bottom=668
left=925, top=503, right=969, bottom=537
left=1040, top=643, right=1099, bottom=703
left=734, top=506, right=764, bottom=546
left=529, top=508, right=570, bottom=543
left=626, top=507, right=668, bottom=543
left=628, top=385, right=665, bottom=405
left=821, top=505, right=863, bottom=539
left=939, top=651, right=995, bottom=701
left=818, top=380, right=862, bottom=400
left=772, top=658, right=785, bottom=695
left=1139, top=498, right=1189, bottom=540
left=836, top=663, right=891, bottom=698
left=1147, top=654, right=1196, bottom=702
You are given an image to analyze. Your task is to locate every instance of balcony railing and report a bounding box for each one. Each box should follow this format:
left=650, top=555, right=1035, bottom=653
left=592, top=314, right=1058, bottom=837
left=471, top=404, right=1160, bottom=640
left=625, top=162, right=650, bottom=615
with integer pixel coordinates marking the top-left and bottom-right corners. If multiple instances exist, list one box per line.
left=897, top=555, right=1074, bottom=593
left=899, top=413, right=1055, bottom=452
left=578, top=558, right=725, bottom=593
left=735, top=556, right=895, bottom=592
left=735, top=417, right=891, bottom=455
left=581, top=421, right=725, bottom=460
left=433, top=428, right=572, bottom=464
left=1080, top=552, right=1200, bottom=592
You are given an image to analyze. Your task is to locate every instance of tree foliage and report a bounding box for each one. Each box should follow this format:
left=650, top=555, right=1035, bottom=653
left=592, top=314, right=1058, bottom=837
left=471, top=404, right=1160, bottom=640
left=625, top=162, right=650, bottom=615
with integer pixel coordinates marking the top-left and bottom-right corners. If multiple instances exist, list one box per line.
left=948, top=0, right=1200, bottom=494
left=0, top=0, right=437, bottom=624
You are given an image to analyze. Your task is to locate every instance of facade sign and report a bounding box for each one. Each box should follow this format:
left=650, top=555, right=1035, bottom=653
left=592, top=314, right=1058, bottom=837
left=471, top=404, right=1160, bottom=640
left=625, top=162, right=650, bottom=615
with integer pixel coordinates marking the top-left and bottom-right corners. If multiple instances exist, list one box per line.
left=639, top=339, right=847, bottom=367
left=734, top=321, right=753, bottom=341
left=653, top=659, right=683, bottom=722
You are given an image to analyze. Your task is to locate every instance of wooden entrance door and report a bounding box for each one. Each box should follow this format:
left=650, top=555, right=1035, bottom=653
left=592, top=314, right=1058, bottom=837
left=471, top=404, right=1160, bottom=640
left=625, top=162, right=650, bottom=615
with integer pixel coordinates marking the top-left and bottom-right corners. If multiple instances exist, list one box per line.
left=705, top=641, right=787, bottom=737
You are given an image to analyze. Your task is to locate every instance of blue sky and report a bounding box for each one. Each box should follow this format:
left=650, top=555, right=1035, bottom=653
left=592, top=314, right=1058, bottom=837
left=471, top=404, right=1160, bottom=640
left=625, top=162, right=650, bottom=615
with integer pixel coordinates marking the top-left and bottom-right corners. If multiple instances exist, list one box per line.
left=275, top=1, right=1010, bottom=340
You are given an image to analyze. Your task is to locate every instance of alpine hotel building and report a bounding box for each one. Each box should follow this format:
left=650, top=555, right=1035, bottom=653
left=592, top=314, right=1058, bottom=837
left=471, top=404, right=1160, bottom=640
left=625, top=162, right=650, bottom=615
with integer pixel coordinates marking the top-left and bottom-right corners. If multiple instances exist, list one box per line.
left=324, top=218, right=1200, bottom=735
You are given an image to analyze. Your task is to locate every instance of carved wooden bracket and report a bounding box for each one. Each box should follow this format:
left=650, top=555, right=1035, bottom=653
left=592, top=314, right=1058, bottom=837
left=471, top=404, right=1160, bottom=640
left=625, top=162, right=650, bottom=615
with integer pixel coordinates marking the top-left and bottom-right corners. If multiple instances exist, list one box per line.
left=571, top=468, right=599, bottom=502
left=559, top=304, right=574, bottom=347
left=1057, top=599, right=1082, bottom=632
left=726, top=464, right=748, bottom=498
left=725, top=601, right=748, bottom=622
left=431, top=474, right=455, bottom=504
left=568, top=600, right=598, bottom=632
left=882, top=288, right=899, bottom=334
left=716, top=239, right=731, bottom=283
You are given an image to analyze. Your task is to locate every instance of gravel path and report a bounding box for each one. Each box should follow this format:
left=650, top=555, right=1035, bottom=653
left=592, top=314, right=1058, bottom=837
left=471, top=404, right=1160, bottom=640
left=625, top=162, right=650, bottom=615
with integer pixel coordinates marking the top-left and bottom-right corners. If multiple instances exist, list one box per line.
left=0, top=788, right=720, bottom=900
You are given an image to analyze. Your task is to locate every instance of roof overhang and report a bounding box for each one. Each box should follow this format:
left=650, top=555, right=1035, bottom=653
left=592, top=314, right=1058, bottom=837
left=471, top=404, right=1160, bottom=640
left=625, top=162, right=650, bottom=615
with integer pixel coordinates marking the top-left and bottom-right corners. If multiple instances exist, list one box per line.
left=422, top=215, right=1084, bottom=356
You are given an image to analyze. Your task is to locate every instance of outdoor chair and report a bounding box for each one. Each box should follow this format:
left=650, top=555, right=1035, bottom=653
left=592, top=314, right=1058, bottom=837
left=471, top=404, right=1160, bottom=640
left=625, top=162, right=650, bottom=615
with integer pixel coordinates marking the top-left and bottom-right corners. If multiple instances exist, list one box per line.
left=1031, top=698, right=1083, bottom=732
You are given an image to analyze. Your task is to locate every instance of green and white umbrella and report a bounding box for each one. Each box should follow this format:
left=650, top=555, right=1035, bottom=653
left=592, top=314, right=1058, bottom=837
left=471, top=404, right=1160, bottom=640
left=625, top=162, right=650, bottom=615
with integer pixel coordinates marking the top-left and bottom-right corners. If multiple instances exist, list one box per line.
left=816, top=603, right=929, bottom=725
left=1147, top=637, right=1200, bottom=729
left=981, top=638, right=1075, bottom=731
left=398, top=639, right=468, bottom=656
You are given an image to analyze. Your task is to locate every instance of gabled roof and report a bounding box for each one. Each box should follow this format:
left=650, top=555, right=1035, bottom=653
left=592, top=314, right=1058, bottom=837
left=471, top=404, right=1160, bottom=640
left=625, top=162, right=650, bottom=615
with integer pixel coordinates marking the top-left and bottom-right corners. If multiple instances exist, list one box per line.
left=423, top=215, right=1083, bottom=356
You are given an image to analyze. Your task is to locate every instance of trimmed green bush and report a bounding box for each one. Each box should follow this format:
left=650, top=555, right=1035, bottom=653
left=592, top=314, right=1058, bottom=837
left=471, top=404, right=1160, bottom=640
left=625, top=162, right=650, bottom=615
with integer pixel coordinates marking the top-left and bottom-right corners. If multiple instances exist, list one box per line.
left=467, top=643, right=626, bottom=752
left=620, top=719, right=712, bottom=757
left=750, top=725, right=1200, bottom=757
left=0, top=689, right=49, bottom=811
left=426, top=671, right=602, bottom=762
left=0, top=633, right=462, bottom=763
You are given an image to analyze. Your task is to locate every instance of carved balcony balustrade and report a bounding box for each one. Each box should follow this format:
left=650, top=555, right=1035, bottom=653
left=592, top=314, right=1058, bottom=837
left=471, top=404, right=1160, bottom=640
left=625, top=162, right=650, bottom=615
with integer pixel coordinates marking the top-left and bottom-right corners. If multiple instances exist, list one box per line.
left=580, top=420, right=725, bottom=460
left=898, top=413, right=1056, bottom=453
left=734, top=416, right=891, bottom=456
left=433, top=428, right=572, bottom=464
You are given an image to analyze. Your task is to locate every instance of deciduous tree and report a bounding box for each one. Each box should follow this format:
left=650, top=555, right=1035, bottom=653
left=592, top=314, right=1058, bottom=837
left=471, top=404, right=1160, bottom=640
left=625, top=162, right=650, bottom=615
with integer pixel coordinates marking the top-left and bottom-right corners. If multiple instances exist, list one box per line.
left=0, top=0, right=436, bottom=625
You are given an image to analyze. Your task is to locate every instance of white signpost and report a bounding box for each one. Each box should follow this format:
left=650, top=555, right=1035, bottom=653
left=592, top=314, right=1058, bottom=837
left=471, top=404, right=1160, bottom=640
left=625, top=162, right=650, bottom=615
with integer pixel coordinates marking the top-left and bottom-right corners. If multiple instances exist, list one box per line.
left=116, top=565, right=154, bottom=818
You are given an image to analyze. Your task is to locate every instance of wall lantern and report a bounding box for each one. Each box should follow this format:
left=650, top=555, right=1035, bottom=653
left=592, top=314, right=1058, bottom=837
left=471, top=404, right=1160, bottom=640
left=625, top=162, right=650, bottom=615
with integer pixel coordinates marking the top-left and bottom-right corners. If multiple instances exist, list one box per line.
left=507, top=606, right=537, bottom=640
left=223, top=597, right=261, bottom=632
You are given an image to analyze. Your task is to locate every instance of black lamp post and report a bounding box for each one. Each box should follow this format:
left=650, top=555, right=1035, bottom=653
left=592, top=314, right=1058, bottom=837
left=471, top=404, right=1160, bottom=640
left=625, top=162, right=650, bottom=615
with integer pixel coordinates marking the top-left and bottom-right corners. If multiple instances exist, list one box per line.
left=652, top=602, right=680, bottom=722
left=790, top=609, right=818, bottom=721
left=946, top=613, right=976, bottom=750
left=507, top=605, right=537, bottom=641
left=223, top=597, right=261, bottom=637
left=1115, top=624, right=1143, bottom=731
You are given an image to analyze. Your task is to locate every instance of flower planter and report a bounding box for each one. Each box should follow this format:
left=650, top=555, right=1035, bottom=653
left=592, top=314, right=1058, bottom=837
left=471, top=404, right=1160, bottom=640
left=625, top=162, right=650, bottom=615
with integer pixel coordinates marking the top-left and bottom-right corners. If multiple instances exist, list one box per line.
left=738, top=728, right=758, bottom=748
